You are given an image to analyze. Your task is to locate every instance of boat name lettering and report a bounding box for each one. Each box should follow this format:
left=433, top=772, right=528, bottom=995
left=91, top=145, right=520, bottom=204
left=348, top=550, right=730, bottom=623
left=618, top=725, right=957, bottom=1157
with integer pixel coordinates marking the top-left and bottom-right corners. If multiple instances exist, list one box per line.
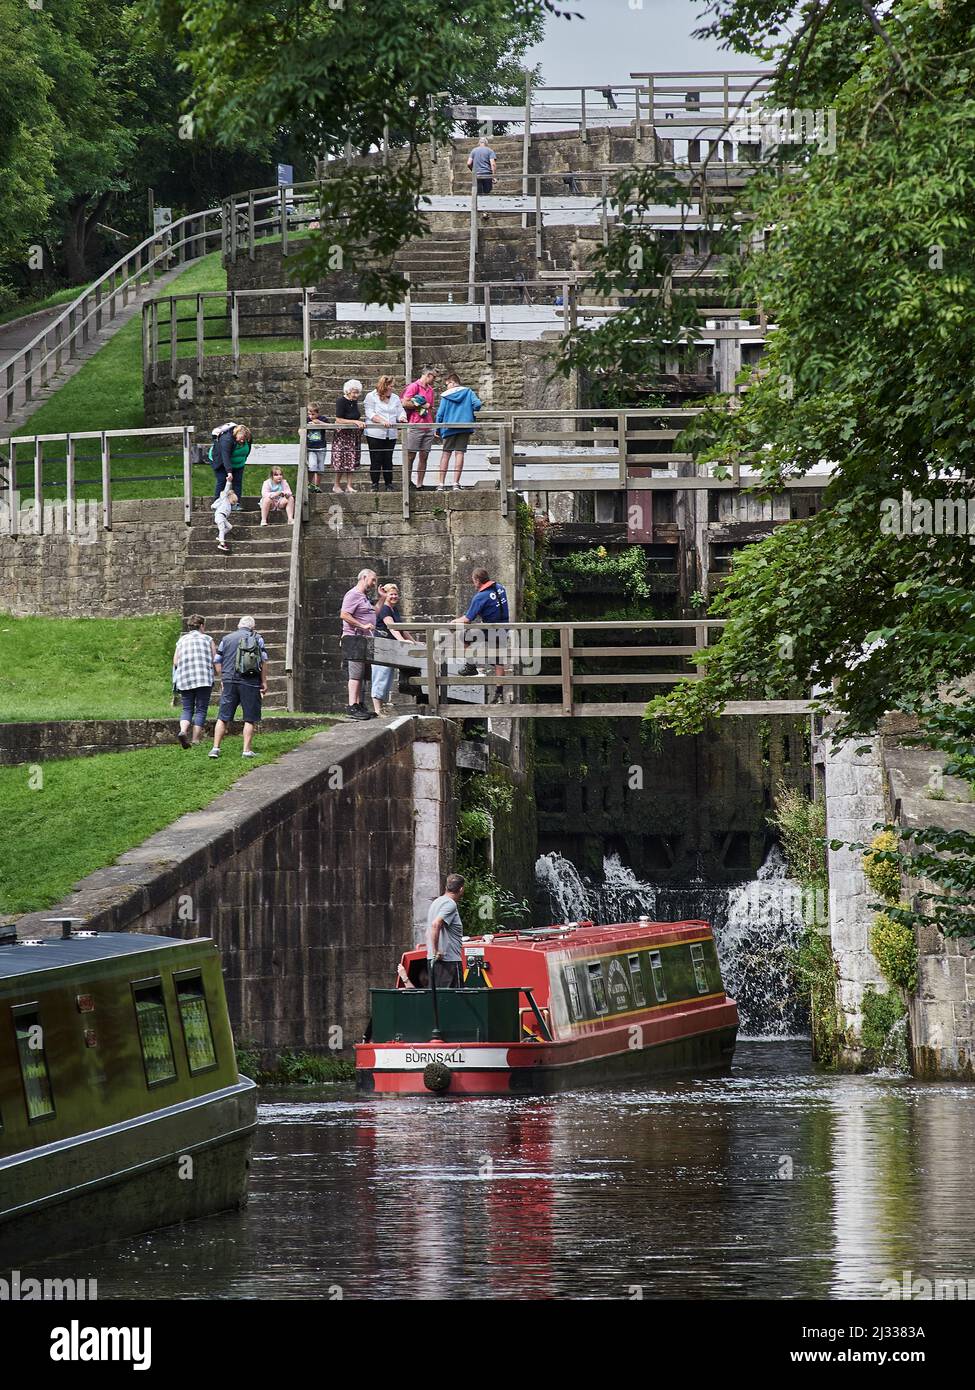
left=404, top=1050, right=464, bottom=1065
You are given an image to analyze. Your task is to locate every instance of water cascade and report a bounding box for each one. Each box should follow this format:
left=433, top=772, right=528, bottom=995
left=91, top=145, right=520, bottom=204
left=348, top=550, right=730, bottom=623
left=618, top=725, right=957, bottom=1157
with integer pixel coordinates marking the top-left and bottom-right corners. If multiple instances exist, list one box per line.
left=534, top=846, right=808, bottom=1038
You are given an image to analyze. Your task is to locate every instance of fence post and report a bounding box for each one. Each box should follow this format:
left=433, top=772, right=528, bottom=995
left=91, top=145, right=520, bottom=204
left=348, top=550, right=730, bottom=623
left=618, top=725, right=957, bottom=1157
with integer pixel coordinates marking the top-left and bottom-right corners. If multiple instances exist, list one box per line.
left=231, top=292, right=240, bottom=376
left=403, top=275, right=413, bottom=387
left=151, top=299, right=159, bottom=385
left=24, top=346, right=33, bottom=403
left=301, top=290, right=311, bottom=375
left=170, top=297, right=178, bottom=381
left=248, top=191, right=256, bottom=258
left=101, top=432, right=112, bottom=530
left=65, top=435, right=75, bottom=533
left=500, top=420, right=512, bottom=518
left=522, top=71, right=532, bottom=231
left=401, top=423, right=411, bottom=521
left=600, top=172, right=609, bottom=246
left=618, top=409, right=627, bottom=486
left=5, top=360, right=14, bottom=419
left=229, top=197, right=238, bottom=264
left=695, top=623, right=709, bottom=675
left=33, top=439, right=43, bottom=534
left=196, top=294, right=205, bottom=381
left=468, top=174, right=478, bottom=305
left=580, top=87, right=588, bottom=144
left=425, top=629, right=440, bottom=712
left=483, top=284, right=492, bottom=366
left=182, top=426, right=193, bottom=525
left=81, top=291, right=91, bottom=344
left=67, top=306, right=77, bottom=358
left=535, top=177, right=542, bottom=263
left=6, top=441, right=18, bottom=535
left=559, top=626, right=573, bottom=715
left=280, top=187, right=289, bottom=256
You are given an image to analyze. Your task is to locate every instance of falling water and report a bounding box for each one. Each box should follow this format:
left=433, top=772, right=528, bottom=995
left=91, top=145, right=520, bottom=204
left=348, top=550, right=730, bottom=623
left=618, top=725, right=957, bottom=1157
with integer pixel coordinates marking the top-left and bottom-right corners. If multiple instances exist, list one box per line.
left=534, top=846, right=808, bottom=1039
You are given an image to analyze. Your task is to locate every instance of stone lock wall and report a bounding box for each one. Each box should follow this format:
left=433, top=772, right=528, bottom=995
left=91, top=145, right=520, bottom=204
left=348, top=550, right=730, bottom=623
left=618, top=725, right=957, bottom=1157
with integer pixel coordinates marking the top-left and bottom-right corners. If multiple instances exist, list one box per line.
left=0, top=500, right=187, bottom=618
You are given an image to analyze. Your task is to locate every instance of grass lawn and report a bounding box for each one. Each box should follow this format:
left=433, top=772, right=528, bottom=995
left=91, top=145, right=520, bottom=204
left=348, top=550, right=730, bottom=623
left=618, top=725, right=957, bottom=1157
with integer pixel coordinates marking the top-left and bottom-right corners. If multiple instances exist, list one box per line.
left=0, top=613, right=184, bottom=720
left=0, top=726, right=325, bottom=914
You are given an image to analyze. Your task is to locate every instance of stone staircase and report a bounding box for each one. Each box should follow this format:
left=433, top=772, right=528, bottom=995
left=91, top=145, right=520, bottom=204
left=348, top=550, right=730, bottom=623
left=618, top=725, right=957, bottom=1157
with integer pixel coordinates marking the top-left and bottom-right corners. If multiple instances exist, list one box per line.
left=182, top=497, right=293, bottom=710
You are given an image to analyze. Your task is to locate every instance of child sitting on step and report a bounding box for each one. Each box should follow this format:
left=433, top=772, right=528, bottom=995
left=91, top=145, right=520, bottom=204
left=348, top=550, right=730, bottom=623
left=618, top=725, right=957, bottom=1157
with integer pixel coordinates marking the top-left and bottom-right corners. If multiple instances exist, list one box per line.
left=211, top=473, right=237, bottom=552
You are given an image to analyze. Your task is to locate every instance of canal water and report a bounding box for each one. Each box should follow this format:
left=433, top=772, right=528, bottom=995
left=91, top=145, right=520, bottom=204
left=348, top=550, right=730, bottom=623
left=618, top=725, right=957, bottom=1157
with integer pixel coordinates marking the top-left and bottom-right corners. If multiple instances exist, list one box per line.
left=41, top=1042, right=975, bottom=1300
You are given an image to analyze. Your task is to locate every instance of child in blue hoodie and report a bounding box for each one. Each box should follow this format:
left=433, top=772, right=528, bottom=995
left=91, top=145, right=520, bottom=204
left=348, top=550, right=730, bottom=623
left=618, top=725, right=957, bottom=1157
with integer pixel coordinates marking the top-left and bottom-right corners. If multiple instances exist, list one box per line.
left=434, top=372, right=483, bottom=491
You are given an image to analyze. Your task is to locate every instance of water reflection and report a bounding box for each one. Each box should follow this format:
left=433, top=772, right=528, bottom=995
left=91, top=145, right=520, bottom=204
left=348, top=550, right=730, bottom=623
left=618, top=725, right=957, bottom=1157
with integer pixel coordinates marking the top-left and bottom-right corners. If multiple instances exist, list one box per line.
left=33, top=1044, right=975, bottom=1300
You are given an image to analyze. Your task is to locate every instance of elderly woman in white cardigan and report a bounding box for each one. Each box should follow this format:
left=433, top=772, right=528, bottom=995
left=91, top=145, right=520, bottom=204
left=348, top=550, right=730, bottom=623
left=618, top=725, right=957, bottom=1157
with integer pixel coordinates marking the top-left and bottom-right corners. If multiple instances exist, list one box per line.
left=331, top=378, right=365, bottom=492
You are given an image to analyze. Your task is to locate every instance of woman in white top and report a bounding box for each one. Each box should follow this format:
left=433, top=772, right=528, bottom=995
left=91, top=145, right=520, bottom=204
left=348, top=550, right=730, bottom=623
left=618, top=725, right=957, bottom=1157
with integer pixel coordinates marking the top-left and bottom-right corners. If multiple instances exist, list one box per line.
left=362, top=375, right=406, bottom=492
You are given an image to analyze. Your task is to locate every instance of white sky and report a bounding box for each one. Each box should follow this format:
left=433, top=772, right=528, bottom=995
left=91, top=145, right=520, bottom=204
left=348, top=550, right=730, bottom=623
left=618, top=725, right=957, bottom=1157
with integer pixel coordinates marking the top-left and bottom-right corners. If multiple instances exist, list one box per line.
left=527, top=0, right=734, bottom=85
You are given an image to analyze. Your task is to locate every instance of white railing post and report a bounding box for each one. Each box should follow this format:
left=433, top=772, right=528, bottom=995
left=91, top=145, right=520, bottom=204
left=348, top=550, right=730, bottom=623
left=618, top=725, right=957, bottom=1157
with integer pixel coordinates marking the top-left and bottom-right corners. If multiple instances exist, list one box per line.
left=101, top=431, right=111, bottom=530
left=6, top=441, right=18, bottom=536
left=483, top=284, right=492, bottom=366
left=196, top=294, right=205, bottom=380
left=301, top=290, right=311, bottom=375
left=403, top=274, right=413, bottom=387
left=231, top=292, right=240, bottom=376
left=280, top=187, right=289, bottom=256
left=182, top=426, right=193, bottom=525
left=65, top=436, right=75, bottom=534
left=522, top=72, right=532, bottom=230
left=33, top=439, right=43, bottom=533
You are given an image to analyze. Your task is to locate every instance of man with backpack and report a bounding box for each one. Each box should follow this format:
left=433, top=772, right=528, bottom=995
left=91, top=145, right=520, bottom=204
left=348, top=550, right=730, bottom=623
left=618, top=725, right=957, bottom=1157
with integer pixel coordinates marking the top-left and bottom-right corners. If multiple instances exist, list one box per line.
left=455, top=567, right=510, bottom=704
left=209, top=616, right=269, bottom=758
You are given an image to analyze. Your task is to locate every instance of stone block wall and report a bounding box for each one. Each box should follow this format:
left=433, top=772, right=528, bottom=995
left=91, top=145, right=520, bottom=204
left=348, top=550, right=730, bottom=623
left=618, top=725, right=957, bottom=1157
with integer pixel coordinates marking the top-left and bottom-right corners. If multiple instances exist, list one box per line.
left=0, top=500, right=186, bottom=618
left=297, top=490, right=519, bottom=711
left=17, top=718, right=458, bottom=1056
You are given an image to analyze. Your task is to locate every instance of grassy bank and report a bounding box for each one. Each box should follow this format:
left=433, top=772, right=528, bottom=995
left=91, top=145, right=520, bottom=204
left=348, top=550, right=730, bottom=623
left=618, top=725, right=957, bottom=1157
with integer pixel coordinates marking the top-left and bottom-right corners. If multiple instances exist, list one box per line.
left=0, top=614, right=183, bottom=721
left=0, top=284, right=94, bottom=329
left=0, top=727, right=324, bottom=914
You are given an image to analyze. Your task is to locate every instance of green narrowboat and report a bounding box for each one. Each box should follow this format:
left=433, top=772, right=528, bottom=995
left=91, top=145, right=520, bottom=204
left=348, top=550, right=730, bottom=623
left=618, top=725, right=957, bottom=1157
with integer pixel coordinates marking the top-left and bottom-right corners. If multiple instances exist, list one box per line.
left=0, top=924, right=256, bottom=1263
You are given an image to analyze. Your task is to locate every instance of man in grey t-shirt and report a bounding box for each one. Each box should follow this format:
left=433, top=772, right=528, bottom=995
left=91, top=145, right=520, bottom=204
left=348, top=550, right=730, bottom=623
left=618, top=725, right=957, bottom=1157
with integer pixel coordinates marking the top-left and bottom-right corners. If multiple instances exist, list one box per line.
left=467, top=137, right=496, bottom=196
left=426, top=874, right=466, bottom=989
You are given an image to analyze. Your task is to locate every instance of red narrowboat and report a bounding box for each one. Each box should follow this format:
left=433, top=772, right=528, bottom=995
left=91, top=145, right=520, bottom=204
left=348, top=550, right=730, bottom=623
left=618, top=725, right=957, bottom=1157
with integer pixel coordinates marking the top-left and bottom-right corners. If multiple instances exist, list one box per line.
left=355, top=918, right=738, bottom=1096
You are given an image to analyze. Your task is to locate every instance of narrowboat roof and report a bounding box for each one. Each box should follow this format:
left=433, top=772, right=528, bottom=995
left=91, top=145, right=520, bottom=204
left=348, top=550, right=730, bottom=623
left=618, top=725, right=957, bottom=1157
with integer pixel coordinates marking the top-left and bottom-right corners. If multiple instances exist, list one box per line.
left=469, top=920, right=711, bottom=954
left=0, top=931, right=208, bottom=980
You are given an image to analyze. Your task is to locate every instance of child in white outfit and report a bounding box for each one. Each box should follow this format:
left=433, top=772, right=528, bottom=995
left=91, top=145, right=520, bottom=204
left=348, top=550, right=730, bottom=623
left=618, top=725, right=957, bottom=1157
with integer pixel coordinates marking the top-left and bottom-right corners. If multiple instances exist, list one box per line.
left=211, top=475, right=237, bottom=550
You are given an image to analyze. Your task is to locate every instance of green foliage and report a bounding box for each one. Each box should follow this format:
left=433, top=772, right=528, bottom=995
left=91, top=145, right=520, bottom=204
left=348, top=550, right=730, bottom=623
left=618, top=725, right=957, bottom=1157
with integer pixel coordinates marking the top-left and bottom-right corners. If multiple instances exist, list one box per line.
left=458, top=806, right=493, bottom=849
left=154, top=0, right=553, bottom=302
left=860, top=985, right=907, bottom=1067
left=271, top=1051, right=354, bottom=1084
left=517, top=499, right=550, bottom=620
left=454, top=760, right=529, bottom=932
left=863, top=831, right=902, bottom=904
left=547, top=545, right=653, bottom=604
left=871, top=910, right=919, bottom=994
left=768, top=784, right=827, bottom=888
left=792, top=926, right=838, bottom=1069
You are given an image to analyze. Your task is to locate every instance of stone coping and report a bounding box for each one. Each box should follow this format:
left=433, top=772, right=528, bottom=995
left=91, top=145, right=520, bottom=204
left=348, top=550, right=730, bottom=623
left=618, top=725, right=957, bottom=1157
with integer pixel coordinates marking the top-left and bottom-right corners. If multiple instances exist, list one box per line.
left=0, top=716, right=333, bottom=766
left=12, top=715, right=446, bottom=937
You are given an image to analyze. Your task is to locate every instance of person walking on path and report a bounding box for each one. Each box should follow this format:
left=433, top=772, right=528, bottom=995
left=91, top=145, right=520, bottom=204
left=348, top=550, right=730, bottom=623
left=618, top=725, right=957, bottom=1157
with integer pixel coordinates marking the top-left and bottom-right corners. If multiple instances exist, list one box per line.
left=209, top=616, right=269, bottom=758
left=403, top=368, right=438, bottom=488
left=435, top=372, right=482, bottom=490
left=363, top=376, right=407, bottom=492
left=209, top=422, right=253, bottom=506
left=340, top=568, right=379, bottom=720
left=259, top=467, right=295, bottom=525
left=211, top=472, right=236, bottom=552
left=370, top=582, right=414, bottom=716
left=172, top=615, right=217, bottom=748
left=467, top=136, right=497, bottom=196
left=305, top=404, right=328, bottom=492
left=426, top=875, right=467, bottom=989
left=455, top=566, right=510, bottom=702
left=332, top=380, right=365, bottom=491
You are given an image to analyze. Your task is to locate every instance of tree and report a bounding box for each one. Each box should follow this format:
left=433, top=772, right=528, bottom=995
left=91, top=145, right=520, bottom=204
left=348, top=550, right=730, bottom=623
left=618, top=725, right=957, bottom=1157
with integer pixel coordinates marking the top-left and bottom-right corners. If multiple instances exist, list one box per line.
left=151, top=0, right=572, bottom=301
left=0, top=0, right=57, bottom=298
left=561, top=0, right=975, bottom=937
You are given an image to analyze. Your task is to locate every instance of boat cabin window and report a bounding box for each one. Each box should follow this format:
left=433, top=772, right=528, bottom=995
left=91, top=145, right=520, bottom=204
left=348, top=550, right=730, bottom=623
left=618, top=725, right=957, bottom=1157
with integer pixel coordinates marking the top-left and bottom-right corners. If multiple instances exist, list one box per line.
left=690, top=943, right=710, bottom=994
left=13, top=1007, right=55, bottom=1122
left=175, top=975, right=217, bottom=1073
left=563, top=965, right=584, bottom=1022
left=132, top=980, right=178, bottom=1087
left=648, top=951, right=667, bottom=1003
left=627, top=954, right=647, bottom=1007
left=587, top=962, right=609, bottom=1016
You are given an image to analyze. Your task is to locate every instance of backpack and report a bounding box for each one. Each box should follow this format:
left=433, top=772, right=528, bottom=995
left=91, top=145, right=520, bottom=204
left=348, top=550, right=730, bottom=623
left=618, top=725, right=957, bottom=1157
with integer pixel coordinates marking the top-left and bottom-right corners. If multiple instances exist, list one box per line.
left=234, top=630, right=262, bottom=677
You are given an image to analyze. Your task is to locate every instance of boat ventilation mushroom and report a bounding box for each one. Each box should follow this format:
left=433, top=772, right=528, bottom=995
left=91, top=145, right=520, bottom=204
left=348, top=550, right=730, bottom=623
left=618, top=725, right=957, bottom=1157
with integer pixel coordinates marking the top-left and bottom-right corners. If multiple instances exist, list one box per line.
left=423, top=1060, right=452, bottom=1093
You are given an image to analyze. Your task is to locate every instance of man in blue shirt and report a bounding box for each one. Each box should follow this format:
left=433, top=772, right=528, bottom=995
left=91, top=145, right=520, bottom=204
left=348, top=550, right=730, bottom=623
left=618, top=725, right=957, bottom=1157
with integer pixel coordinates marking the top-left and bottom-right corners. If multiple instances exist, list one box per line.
left=455, top=567, right=509, bottom=703
left=209, top=616, right=269, bottom=758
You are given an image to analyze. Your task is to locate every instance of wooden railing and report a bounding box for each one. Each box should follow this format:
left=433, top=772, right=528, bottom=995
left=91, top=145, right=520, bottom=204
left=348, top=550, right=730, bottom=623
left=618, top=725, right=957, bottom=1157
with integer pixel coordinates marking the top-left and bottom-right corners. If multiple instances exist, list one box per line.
left=284, top=419, right=311, bottom=711
left=0, top=210, right=223, bottom=421
left=385, top=619, right=812, bottom=719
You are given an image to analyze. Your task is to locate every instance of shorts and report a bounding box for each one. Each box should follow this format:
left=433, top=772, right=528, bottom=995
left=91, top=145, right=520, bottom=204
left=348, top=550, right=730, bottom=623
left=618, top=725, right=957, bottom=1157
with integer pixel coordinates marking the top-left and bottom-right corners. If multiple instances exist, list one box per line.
left=307, top=450, right=326, bottom=473
left=476, top=177, right=493, bottom=196
left=432, top=960, right=463, bottom=989
left=266, top=493, right=290, bottom=510
left=371, top=664, right=395, bottom=702
left=218, top=681, right=262, bottom=724
left=342, top=633, right=373, bottom=683
left=407, top=425, right=436, bottom=454
left=442, top=431, right=472, bottom=454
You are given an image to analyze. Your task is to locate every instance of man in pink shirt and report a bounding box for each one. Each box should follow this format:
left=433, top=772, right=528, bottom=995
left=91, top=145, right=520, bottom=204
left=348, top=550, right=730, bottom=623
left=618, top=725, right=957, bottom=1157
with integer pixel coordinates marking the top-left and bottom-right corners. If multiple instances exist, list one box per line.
left=403, top=367, right=438, bottom=488
left=340, top=568, right=378, bottom=720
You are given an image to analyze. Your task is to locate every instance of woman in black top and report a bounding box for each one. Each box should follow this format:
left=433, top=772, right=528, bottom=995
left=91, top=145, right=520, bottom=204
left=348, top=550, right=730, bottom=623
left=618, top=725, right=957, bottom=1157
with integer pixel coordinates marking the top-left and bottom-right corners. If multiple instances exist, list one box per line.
left=332, top=379, right=364, bottom=492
